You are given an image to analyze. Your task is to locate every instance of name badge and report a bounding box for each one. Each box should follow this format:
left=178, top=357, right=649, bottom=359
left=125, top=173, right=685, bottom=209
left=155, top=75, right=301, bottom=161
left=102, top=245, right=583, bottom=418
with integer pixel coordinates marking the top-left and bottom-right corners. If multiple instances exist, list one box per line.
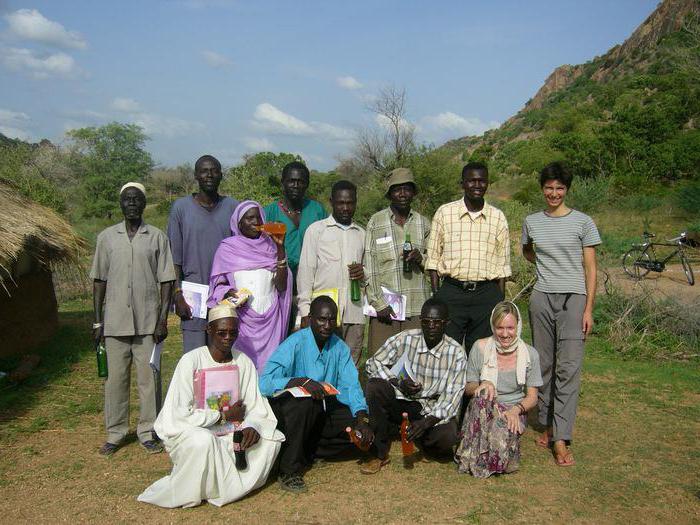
left=376, top=236, right=392, bottom=245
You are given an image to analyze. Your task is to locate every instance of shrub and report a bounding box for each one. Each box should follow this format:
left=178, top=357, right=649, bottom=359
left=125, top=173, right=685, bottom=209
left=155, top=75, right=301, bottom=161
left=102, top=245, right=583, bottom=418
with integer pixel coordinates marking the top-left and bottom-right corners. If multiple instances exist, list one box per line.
left=567, top=176, right=611, bottom=213
left=595, top=284, right=700, bottom=360
left=674, top=179, right=700, bottom=216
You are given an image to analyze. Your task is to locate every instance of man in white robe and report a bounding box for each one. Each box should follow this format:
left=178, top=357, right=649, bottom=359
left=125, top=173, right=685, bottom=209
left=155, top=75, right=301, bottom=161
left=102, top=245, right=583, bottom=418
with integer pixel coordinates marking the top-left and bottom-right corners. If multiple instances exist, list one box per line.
left=138, top=303, right=284, bottom=508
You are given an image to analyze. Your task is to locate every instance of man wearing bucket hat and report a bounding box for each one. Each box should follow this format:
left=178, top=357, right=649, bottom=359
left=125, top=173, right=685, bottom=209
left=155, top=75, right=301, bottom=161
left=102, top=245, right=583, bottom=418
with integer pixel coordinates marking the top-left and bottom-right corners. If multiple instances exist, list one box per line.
left=91, top=182, right=176, bottom=456
left=363, top=168, right=432, bottom=355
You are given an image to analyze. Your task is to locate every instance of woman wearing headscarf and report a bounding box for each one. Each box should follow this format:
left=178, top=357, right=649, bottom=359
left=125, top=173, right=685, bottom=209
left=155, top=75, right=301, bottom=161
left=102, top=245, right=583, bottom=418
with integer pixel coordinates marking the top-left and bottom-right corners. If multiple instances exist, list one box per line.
left=207, top=200, right=292, bottom=371
left=455, top=301, right=542, bottom=478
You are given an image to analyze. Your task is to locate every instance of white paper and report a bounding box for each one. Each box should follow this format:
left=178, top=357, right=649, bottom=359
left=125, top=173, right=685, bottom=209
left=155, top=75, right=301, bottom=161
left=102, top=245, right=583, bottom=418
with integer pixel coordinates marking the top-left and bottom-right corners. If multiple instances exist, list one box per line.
left=181, top=281, right=209, bottom=319
left=389, top=352, right=415, bottom=381
left=362, top=286, right=407, bottom=321
left=150, top=342, right=163, bottom=372
left=375, top=235, right=393, bottom=245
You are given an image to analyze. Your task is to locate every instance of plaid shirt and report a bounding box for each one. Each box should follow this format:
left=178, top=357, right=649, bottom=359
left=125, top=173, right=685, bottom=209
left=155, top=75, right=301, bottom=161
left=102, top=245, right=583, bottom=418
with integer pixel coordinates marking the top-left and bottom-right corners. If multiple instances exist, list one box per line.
left=425, top=199, right=511, bottom=281
left=363, top=207, right=432, bottom=317
left=365, top=329, right=467, bottom=424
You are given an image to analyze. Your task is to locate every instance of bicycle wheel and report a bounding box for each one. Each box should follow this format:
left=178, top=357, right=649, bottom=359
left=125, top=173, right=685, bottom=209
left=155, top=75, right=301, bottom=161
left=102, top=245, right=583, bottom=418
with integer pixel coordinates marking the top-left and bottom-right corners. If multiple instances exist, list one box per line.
left=680, top=251, right=695, bottom=286
left=622, top=247, right=651, bottom=279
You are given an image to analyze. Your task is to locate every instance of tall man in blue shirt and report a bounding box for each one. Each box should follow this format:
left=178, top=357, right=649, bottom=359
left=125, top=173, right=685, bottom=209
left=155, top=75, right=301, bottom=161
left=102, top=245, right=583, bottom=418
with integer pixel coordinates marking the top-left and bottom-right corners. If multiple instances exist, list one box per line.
left=167, top=155, right=239, bottom=352
left=260, top=296, right=373, bottom=493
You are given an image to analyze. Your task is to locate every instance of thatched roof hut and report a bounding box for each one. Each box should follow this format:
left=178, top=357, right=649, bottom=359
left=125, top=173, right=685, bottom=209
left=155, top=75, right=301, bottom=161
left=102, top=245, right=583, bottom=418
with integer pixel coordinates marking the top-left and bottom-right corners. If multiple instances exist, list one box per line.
left=0, top=180, right=87, bottom=357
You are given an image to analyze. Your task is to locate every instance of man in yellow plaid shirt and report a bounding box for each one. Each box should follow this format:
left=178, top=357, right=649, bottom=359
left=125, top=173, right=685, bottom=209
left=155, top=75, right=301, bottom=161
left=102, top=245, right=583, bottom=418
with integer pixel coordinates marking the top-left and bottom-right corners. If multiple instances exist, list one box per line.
left=424, top=162, right=511, bottom=352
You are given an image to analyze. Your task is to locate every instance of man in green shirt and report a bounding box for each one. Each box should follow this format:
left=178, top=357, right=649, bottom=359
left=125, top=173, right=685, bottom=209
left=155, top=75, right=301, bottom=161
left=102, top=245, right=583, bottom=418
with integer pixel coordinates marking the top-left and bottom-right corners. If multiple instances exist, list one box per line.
left=364, top=168, right=431, bottom=355
left=264, top=161, right=327, bottom=330
left=263, top=161, right=327, bottom=279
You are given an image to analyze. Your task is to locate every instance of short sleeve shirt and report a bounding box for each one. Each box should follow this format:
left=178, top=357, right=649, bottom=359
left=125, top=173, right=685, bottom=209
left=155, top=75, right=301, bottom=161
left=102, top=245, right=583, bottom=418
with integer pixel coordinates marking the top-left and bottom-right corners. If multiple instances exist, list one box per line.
left=90, top=222, right=176, bottom=337
left=167, top=195, right=238, bottom=331
left=521, top=210, right=601, bottom=295
left=263, top=199, right=327, bottom=277
left=466, top=343, right=543, bottom=406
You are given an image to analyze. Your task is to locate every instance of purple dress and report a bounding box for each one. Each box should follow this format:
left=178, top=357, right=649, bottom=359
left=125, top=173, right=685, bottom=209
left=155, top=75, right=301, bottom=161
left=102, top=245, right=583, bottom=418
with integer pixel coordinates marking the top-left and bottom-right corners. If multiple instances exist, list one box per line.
left=207, top=201, right=292, bottom=371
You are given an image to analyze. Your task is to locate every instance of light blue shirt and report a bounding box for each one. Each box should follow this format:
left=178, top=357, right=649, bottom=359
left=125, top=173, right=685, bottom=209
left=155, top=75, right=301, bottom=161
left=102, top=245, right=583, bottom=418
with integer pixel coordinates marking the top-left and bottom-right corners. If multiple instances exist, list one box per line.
left=259, top=328, right=368, bottom=416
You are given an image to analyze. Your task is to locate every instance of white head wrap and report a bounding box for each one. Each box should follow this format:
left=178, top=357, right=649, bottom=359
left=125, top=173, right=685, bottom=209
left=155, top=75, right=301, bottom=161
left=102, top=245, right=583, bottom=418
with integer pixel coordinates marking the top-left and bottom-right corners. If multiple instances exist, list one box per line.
left=119, top=182, right=146, bottom=197
left=480, top=301, right=531, bottom=389
left=207, top=302, right=238, bottom=324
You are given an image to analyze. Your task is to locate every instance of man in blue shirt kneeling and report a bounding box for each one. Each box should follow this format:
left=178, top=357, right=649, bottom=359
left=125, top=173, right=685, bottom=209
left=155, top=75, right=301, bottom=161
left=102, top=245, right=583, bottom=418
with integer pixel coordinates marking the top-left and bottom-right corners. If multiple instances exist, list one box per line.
left=260, top=296, right=373, bottom=493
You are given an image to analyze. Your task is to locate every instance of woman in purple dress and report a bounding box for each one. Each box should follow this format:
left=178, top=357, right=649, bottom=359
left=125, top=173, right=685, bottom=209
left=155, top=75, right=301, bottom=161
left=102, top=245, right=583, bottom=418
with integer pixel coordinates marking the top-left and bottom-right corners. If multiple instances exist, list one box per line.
left=207, top=200, right=292, bottom=371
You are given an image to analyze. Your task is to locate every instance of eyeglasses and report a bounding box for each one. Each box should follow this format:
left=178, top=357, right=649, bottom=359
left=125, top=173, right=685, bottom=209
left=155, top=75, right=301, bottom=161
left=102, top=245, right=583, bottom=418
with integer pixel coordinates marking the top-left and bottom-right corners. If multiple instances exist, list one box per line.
left=214, top=330, right=238, bottom=338
left=420, top=318, right=448, bottom=327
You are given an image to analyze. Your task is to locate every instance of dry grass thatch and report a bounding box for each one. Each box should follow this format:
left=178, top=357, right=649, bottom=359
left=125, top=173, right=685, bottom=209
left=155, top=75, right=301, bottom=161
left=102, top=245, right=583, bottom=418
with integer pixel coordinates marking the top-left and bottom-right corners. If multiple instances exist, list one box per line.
left=0, top=180, right=87, bottom=293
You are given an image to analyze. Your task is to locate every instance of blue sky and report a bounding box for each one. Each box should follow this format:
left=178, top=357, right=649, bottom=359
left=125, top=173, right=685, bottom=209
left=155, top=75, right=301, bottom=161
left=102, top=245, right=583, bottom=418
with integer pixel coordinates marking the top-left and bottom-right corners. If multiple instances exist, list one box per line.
left=0, top=0, right=659, bottom=170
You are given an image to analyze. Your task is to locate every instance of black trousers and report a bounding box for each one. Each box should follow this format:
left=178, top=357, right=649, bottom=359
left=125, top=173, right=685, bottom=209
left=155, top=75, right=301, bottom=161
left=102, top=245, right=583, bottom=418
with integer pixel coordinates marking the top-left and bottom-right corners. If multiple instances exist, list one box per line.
left=365, top=378, right=458, bottom=460
left=270, top=394, right=355, bottom=476
left=433, top=279, right=504, bottom=352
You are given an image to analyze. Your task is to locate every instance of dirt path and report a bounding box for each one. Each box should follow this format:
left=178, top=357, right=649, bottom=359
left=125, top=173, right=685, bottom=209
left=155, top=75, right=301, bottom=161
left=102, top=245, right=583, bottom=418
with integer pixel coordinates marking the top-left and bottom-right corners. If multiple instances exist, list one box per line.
left=603, top=263, right=699, bottom=306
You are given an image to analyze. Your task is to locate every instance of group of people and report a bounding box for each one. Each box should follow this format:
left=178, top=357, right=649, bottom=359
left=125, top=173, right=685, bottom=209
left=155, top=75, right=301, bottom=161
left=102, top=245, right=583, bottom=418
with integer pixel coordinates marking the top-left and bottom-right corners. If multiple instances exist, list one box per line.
left=90, top=155, right=600, bottom=507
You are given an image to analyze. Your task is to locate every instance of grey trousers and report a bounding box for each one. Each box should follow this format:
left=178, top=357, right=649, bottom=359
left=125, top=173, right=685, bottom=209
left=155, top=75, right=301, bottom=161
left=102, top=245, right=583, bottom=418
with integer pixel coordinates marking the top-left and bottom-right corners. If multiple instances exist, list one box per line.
left=182, top=329, right=207, bottom=353
left=104, top=335, right=157, bottom=444
left=337, top=323, right=365, bottom=366
left=529, top=290, right=586, bottom=442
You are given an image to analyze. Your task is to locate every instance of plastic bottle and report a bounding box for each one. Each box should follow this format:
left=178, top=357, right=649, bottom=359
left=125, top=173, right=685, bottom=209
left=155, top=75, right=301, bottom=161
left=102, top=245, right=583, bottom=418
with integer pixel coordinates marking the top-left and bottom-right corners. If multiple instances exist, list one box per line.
left=96, top=341, right=108, bottom=378
left=402, top=232, right=413, bottom=273
left=400, top=412, right=414, bottom=456
left=256, top=222, right=287, bottom=235
left=232, top=429, right=248, bottom=470
left=346, top=426, right=370, bottom=451
left=350, top=261, right=361, bottom=302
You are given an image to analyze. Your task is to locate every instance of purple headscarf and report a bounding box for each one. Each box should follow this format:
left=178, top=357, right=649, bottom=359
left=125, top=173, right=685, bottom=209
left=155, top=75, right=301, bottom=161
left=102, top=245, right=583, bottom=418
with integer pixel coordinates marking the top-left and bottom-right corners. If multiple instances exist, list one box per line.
left=207, top=200, right=292, bottom=371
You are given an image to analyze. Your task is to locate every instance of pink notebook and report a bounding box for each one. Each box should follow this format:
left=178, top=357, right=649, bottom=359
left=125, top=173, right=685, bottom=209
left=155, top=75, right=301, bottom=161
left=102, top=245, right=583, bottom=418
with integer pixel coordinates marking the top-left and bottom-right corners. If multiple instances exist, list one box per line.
left=193, top=365, right=240, bottom=435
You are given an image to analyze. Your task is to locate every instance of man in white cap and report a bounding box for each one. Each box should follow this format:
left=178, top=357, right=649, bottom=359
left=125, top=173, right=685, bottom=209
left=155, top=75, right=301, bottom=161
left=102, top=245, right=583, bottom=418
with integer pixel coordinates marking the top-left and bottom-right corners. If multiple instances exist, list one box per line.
left=90, top=182, right=176, bottom=456
left=364, top=168, right=432, bottom=355
left=138, top=303, right=283, bottom=508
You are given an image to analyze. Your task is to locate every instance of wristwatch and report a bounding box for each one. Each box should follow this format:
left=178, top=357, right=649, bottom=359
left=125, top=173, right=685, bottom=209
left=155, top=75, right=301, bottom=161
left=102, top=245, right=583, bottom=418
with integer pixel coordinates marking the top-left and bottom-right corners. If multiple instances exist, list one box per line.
left=358, top=415, right=370, bottom=425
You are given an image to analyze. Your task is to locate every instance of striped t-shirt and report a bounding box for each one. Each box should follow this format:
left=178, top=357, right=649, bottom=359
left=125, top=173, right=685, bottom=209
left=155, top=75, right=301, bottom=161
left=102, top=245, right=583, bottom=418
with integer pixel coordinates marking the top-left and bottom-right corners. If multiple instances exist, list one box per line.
left=521, top=210, right=601, bottom=295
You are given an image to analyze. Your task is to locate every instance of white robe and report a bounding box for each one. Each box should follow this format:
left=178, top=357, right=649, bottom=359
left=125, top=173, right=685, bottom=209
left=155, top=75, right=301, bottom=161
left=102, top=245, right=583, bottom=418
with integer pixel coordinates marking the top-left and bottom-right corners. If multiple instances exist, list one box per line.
left=138, top=346, right=284, bottom=508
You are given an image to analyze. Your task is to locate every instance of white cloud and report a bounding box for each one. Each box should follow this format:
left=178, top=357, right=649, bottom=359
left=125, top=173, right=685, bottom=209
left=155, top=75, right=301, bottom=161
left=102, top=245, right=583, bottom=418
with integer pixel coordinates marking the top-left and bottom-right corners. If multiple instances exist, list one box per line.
left=0, top=46, right=79, bottom=78
left=201, top=50, right=233, bottom=68
left=252, top=103, right=315, bottom=136
left=375, top=114, right=415, bottom=132
left=244, top=137, right=276, bottom=152
left=420, top=111, right=499, bottom=137
left=251, top=103, right=352, bottom=142
left=4, top=9, right=87, bottom=50
left=336, top=76, right=363, bottom=90
left=0, top=108, right=31, bottom=140
left=110, top=97, right=141, bottom=113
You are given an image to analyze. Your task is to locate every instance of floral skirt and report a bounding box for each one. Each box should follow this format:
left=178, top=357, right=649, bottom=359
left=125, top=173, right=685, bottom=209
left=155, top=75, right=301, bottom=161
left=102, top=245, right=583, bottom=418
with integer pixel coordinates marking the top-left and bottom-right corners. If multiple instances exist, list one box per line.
left=455, top=396, right=525, bottom=478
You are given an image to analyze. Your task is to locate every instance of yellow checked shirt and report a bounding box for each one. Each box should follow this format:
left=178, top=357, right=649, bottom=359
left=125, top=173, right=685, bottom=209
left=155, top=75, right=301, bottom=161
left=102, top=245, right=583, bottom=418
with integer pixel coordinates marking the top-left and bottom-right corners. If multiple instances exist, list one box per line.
left=424, top=199, right=511, bottom=282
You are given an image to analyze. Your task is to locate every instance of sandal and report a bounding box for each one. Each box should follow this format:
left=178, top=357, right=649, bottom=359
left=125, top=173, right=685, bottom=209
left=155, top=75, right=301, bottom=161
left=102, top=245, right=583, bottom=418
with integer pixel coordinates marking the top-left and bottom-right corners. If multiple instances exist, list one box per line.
left=535, top=429, right=552, bottom=449
left=553, top=445, right=575, bottom=467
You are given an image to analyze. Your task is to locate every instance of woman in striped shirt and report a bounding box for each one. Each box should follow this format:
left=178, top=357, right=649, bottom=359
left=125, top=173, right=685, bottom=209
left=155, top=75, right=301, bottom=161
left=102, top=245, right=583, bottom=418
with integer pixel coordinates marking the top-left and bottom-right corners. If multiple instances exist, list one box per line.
left=521, top=162, right=601, bottom=467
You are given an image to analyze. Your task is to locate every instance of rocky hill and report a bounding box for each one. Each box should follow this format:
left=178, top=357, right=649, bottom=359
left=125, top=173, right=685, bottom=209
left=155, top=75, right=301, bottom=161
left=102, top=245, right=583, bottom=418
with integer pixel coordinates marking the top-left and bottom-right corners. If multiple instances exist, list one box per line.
left=443, top=0, right=700, bottom=184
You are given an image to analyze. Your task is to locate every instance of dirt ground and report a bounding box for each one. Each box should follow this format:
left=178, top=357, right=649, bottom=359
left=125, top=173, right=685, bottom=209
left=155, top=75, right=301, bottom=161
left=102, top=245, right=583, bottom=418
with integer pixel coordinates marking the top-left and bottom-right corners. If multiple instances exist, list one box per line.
left=605, top=262, right=699, bottom=306
left=0, top=311, right=699, bottom=524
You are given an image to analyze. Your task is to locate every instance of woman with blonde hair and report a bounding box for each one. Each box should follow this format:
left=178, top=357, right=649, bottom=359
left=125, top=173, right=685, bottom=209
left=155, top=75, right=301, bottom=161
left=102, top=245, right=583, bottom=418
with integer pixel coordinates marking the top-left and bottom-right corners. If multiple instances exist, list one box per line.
left=455, top=301, right=542, bottom=478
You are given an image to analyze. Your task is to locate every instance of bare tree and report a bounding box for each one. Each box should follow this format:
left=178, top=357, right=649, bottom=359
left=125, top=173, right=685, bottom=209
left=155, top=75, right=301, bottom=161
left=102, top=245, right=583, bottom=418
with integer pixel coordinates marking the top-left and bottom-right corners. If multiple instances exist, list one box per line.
left=350, top=85, right=416, bottom=174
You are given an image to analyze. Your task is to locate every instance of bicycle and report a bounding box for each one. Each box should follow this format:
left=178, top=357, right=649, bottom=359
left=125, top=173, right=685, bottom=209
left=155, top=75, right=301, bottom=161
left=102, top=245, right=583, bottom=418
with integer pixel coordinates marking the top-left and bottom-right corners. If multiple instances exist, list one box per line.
left=621, top=231, right=695, bottom=286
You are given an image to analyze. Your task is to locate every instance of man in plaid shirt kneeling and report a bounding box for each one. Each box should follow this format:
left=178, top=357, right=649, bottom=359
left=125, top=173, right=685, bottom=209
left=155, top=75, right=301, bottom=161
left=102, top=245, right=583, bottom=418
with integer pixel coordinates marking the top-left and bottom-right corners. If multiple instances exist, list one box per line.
left=361, top=298, right=468, bottom=474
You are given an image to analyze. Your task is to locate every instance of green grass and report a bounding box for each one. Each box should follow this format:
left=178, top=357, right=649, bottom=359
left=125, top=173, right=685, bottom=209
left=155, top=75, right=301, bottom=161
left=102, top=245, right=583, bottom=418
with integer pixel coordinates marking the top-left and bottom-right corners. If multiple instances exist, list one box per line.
left=0, top=301, right=698, bottom=522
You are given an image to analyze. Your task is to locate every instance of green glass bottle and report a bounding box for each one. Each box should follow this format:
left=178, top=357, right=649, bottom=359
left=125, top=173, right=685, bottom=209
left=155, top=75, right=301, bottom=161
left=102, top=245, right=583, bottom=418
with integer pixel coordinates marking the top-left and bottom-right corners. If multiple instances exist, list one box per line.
left=402, top=232, right=413, bottom=273
left=96, top=341, right=108, bottom=378
left=350, top=261, right=361, bottom=302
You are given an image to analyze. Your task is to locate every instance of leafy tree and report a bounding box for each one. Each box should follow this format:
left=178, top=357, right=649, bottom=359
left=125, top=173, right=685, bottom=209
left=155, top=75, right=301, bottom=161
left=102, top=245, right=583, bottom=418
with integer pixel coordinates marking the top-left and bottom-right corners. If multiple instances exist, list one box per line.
left=220, top=151, right=303, bottom=205
left=67, top=122, right=153, bottom=217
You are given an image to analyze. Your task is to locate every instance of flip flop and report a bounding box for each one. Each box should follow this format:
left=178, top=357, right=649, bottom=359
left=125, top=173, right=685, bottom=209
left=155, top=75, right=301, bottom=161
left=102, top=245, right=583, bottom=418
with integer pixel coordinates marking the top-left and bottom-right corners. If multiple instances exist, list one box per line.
left=554, top=449, right=575, bottom=467
left=535, top=431, right=551, bottom=449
